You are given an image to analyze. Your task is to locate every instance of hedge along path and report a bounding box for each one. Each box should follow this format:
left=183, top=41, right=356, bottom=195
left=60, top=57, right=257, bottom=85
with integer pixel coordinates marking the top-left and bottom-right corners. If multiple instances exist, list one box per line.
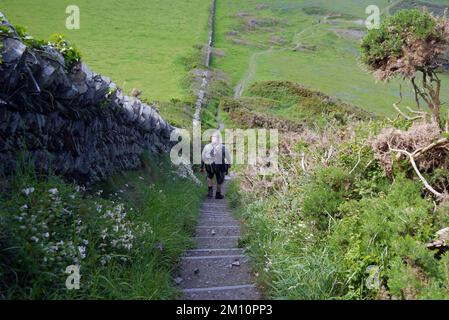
left=177, top=0, right=261, bottom=300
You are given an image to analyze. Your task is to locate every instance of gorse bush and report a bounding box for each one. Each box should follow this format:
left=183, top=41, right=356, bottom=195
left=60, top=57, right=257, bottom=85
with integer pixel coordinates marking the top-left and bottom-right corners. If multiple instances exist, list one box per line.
left=302, top=167, right=354, bottom=231
left=362, top=10, right=435, bottom=66
left=232, top=145, right=449, bottom=299
left=360, top=9, right=448, bottom=79
left=361, top=8, right=449, bottom=124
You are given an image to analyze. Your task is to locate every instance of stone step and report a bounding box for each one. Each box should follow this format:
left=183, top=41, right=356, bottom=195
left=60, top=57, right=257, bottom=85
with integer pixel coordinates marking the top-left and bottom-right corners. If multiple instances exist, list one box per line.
left=202, top=201, right=229, bottom=205
left=203, top=199, right=226, bottom=207
left=179, top=256, right=254, bottom=289
left=199, top=212, right=231, bottom=218
left=202, top=203, right=229, bottom=208
left=200, top=209, right=231, bottom=214
left=182, top=285, right=261, bottom=300
left=200, top=204, right=231, bottom=214
left=198, top=216, right=238, bottom=225
left=197, top=222, right=238, bottom=229
left=182, top=254, right=245, bottom=261
left=194, top=236, right=240, bottom=249
left=185, top=248, right=245, bottom=257
left=194, top=226, right=240, bottom=237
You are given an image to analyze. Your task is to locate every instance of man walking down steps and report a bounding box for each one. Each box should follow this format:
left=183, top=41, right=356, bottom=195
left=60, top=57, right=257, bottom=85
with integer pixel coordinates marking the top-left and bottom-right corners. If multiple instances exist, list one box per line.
left=201, top=131, right=232, bottom=200
left=175, top=131, right=261, bottom=300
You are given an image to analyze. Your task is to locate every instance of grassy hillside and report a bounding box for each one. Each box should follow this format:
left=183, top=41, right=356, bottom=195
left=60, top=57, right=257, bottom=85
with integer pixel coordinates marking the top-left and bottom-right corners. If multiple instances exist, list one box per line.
left=1, top=0, right=210, bottom=104
left=212, top=0, right=449, bottom=116
left=220, top=80, right=373, bottom=132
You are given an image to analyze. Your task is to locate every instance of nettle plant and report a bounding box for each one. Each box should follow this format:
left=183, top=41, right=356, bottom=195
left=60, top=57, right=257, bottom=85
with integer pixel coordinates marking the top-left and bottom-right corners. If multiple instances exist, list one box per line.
left=48, top=34, right=81, bottom=70
left=0, top=21, right=81, bottom=71
left=361, top=9, right=449, bottom=126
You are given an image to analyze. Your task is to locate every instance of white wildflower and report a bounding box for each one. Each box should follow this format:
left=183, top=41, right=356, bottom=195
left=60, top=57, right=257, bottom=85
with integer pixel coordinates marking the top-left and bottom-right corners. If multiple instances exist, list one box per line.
left=22, top=187, right=35, bottom=195
left=78, top=245, right=86, bottom=259
left=48, top=188, right=58, bottom=195
left=30, top=236, right=39, bottom=243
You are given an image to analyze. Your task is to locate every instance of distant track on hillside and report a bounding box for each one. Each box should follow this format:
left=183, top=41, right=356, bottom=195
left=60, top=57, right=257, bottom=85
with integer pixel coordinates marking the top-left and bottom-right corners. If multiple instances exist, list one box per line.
left=233, top=24, right=316, bottom=98
left=234, top=48, right=273, bottom=98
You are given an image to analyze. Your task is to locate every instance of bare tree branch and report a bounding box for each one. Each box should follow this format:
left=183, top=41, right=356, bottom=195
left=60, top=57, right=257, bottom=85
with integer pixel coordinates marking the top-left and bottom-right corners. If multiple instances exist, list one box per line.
left=389, top=145, right=443, bottom=198
left=393, top=85, right=427, bottom=121
left=412, top=137, right=449, bottom=159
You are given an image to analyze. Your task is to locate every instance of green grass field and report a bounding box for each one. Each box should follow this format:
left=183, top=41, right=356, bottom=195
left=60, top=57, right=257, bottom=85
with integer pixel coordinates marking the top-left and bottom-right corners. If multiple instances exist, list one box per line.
left=212, top=0, right=449, bottom=116
left=1, top=0, right=210, bottom=103
left=3, top=0, right=448, bottom=118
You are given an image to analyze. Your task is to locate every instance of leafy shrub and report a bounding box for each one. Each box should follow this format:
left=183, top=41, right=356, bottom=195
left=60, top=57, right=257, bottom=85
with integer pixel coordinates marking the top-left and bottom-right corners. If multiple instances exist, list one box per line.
left=387, top=238, right=449, bottom=300
left=360, top=9, right=449, bottom=80
left=302, top=167, right=354, bottom=230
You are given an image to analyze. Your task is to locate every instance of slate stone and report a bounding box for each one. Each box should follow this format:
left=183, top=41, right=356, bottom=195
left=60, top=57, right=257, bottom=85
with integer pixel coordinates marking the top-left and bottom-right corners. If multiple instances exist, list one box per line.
left=1, top=38, right=26, bottom=64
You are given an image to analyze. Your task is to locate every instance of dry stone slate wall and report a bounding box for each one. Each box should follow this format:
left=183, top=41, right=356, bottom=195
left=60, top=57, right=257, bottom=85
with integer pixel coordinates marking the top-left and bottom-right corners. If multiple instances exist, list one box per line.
left=0, top=13, right=175, bottom=184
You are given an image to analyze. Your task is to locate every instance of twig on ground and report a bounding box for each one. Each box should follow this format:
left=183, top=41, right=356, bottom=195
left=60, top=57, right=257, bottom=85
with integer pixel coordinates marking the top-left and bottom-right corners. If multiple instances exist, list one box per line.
left=349, top=150, right=362, bottom=174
